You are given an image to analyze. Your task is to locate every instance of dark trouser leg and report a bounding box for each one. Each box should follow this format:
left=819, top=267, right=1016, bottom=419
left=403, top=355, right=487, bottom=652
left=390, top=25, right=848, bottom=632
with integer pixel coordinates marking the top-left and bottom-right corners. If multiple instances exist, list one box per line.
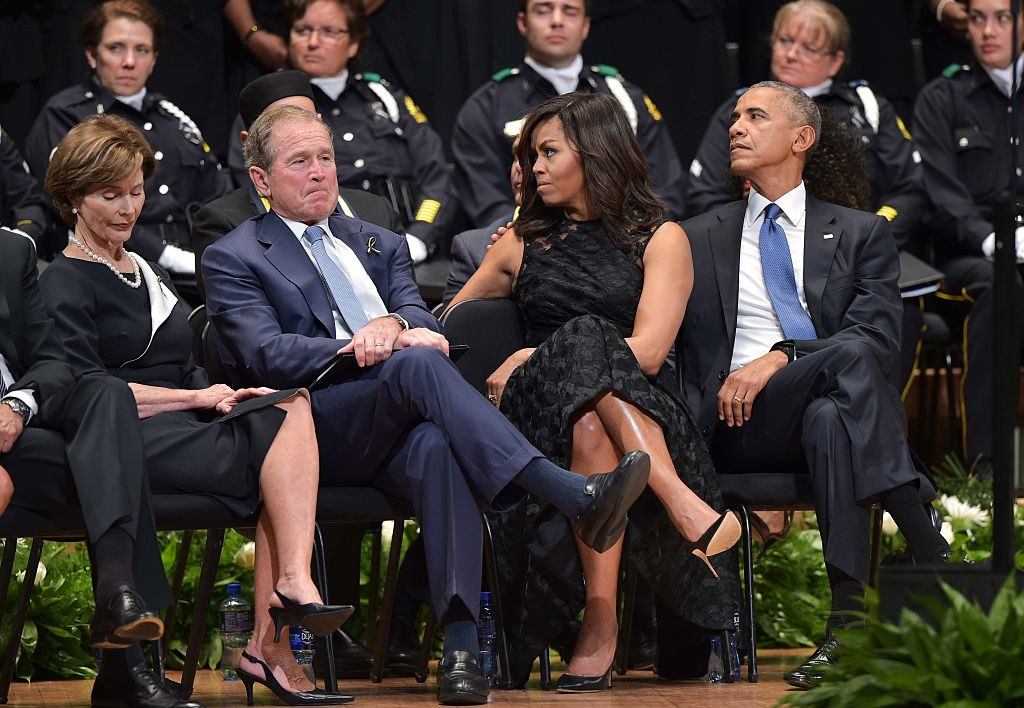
left=0, top=428, right=72, bottom=513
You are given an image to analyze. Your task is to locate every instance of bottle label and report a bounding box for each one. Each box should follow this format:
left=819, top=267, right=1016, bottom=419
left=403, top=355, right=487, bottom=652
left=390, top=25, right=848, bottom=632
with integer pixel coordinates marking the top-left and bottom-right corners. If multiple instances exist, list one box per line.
left=289, top=626, right=316, bottom=653
left=220, top=609, right=253, bottom=634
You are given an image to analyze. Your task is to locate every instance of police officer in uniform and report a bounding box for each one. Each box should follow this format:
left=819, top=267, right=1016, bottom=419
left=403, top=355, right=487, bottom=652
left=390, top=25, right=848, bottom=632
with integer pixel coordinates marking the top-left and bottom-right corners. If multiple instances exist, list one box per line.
left=25, top=0, right=231, bottom=277
left=451, top=0, right=686, bottom=227
left=913, top=0, right=1024, bottom=472
left=0, top=128, right=52, bottom=254
left=227, top=0, right=455, bottom=263
left=687, top=0, right=925, bottom=250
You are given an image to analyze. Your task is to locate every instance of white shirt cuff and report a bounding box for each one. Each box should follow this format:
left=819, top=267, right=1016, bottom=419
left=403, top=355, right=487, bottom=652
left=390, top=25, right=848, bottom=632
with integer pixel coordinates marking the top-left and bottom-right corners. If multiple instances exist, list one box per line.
left=3, top=389, right=39, bottom=424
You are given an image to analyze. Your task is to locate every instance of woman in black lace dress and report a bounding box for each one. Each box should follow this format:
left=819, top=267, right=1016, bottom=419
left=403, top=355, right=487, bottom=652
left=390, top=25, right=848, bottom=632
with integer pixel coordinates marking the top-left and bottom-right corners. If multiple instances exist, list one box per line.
left=447, top=93, right=741, bottom=690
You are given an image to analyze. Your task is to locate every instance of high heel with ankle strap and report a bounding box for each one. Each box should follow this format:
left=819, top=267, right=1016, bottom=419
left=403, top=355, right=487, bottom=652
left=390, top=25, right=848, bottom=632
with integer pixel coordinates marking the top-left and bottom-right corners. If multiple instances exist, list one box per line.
left=556, top=665, right=613, bottom=693
left=267, top=589, right=355, bottom=642
left=682, top=511, right=742, bottom=578
left=236, top=651, right=354, bottom=705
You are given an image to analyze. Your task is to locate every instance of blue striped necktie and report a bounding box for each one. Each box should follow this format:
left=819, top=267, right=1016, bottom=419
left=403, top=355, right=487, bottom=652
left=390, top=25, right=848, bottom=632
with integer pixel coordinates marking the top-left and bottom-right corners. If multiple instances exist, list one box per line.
left=303, top=225, right=370, bottom=333
left=758, top=203, right=817, bottom=340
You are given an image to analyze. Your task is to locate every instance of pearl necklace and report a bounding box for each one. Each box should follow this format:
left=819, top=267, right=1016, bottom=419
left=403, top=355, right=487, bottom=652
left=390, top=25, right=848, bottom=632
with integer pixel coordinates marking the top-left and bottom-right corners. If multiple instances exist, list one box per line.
left=69, top=235, right=142, bottom=288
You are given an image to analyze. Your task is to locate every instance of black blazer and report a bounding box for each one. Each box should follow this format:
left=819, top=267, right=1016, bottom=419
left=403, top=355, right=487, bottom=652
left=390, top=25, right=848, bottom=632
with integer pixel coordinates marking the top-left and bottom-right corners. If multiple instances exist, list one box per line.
left=0, top=228, right=73, bottom=426
left=190, top=182, right=401, bottom=295
left=678, top=197, right=903, bottom=431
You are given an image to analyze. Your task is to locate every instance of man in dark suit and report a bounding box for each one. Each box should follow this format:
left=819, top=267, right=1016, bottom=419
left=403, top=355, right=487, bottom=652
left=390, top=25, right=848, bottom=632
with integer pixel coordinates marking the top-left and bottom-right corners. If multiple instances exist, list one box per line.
left=678, top=82, right=949, bottom=689
left=0, top=228, right=190, bottom=707
left=202, top=105, right=649, bottom=706
left=191, top=70, right=399, bottom=298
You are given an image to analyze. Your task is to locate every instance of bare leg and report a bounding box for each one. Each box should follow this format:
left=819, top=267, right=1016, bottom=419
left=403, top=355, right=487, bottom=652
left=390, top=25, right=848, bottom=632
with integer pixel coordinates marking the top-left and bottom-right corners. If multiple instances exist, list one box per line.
left=565, top=409, right=624, bottom=677
left=592, top=392, right=721, bottom=541
left=0, top=464, right=11, bottom=517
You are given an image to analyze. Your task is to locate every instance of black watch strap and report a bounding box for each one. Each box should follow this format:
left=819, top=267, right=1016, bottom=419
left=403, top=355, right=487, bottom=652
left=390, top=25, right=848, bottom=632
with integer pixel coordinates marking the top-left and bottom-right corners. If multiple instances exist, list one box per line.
left=770, top=340, right=797, bottom=363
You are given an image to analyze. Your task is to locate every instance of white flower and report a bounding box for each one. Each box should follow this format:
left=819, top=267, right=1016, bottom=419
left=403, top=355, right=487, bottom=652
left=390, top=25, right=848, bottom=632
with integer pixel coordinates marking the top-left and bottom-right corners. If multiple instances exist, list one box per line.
left=234, top=541, right=255, bottom=570
left=940, top=521, right=955, bottom=545
left=15, top=562, right=46, bottom=587
left=881, top=512, right=899, bottom=536
left=939, top=495, right=989, bottom=525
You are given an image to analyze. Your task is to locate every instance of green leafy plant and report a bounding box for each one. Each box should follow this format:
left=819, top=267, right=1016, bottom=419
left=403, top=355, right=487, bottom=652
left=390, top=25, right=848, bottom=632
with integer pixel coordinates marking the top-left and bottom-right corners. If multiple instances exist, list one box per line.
left=779, top=578, right=1024, bottom=707
left=752, top=526, right=831, bottom=648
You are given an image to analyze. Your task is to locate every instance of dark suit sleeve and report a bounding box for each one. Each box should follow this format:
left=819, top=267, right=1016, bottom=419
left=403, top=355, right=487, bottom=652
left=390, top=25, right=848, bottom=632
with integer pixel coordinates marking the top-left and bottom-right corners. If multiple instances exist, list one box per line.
left=685, top=99, right=736, bottom=217
left=452, top=90, right=517, bottom=227
left=190, top=201, right=238, bottom=295
left=37, top=264, right=109, bottom=378
left=383, top=231, right=441, bottom=332
left=0, top=132, right=50, bottom=246
left=202, top=243, right=344, bottom=390
left=7, top=236, right=74, bottom=420
left=630, top=86, right=686, bottom=220
left=442, top=232, right=477, bottom=306
left=794, top=216, right=902, bottom=368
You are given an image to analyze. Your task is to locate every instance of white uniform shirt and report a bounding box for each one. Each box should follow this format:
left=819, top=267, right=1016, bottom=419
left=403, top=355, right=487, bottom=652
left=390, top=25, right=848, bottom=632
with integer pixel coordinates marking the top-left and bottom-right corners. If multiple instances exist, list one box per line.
left=524, top=54, right=584, bottom=96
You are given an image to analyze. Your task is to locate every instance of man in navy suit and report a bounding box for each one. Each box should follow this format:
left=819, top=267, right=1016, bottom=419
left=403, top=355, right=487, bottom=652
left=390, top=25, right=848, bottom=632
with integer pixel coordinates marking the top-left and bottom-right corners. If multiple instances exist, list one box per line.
left=678, top=82, right=949, bottom=689
left=202, top=105, right=649, bottom=705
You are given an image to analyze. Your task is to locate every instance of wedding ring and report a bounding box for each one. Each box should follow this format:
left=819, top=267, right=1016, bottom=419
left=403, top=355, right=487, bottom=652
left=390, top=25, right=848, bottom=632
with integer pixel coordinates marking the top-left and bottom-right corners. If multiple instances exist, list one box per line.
left=487, top=394, right=497, bottom=403
left=733, top=395, right=745, bottom=404
left=374, top=343, right=383, bottom=348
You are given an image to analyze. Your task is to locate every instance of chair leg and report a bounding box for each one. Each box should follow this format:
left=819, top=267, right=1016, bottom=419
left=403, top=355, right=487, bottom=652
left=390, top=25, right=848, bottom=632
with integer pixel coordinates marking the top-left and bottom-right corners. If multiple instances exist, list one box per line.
left=720, top=629, right=735, bottom=683
left=924, top=349, right=938, bottom=460
left=371, top=519, right=404, bottom=683
left=161, top=529, right=193, bottom=668
left=736, top=506, right=759, bottom=683
left=366, top=527, right=382, bottom=650
left=615, top=562, right=638, bottom=677
left=312, top=523, right=338, bottom=693
left=415, top=608, right=437, bottom=684
left=0, top=539, right=42, bottom=703
left=539, top=646, right=553, bottom=690
left=0, top=538, right=19, bottom=627
left=868, top=509, right=883, bottom=589
left=180, top=530, right=224, bottom=695
left=482, top=516, right=512, bottom=690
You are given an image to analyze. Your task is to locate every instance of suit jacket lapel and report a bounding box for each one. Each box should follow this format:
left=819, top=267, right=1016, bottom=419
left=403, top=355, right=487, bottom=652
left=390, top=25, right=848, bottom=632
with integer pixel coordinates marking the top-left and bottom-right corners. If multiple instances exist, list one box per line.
left=329, top=214, right=387, bottom=295
left=259, top=212, right=336, bottom=335
left=710, top=203, right=745, bottom=349
left=802, top=198, right=842, bottom=332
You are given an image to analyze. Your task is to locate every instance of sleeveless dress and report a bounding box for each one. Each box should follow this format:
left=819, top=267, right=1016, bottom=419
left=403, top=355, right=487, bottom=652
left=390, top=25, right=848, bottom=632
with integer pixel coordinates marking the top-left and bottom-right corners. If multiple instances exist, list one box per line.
left=491, top=217, right=738, bottom=683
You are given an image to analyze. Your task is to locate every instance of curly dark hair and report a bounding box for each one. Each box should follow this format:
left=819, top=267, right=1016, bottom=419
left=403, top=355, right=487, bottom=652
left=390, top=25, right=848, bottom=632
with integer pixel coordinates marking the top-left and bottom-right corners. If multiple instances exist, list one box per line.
left=514, top=92, right=665, bottom=252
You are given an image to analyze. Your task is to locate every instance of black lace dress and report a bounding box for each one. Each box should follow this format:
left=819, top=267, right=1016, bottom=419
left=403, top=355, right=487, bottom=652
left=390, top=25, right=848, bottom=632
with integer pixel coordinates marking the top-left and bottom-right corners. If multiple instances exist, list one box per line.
left=491, top=217, right=738, bottom=683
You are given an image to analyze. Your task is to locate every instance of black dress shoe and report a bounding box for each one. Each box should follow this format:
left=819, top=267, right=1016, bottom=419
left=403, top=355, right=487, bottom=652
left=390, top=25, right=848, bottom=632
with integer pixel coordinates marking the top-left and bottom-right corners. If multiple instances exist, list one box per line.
left=333, top=629, right=375, bottom=678
left=91, top=664, right=203, bottom=707
left=573, top=451, right=651, bottom=553
left=556, top=666, right=612, bottom=692
left=628, top=637, right=657, bottom=671
left=783, top=632, right=840, bottom=689
left=385, top=636, right=421, bottom=677
left=436, top=650, right=490, bottom=706
left=90, top=585, right=164, bottom=649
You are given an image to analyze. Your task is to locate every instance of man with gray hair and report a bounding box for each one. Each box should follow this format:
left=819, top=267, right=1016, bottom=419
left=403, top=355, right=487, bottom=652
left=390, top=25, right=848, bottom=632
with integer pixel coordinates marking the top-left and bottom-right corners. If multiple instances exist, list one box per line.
left=678, top=82, right=948, bottom=689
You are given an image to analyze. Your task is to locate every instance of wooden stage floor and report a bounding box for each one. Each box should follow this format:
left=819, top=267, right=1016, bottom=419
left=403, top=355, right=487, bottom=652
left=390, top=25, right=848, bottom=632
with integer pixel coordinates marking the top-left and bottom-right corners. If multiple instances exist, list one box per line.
left=10, top=649, right=808, bottom=707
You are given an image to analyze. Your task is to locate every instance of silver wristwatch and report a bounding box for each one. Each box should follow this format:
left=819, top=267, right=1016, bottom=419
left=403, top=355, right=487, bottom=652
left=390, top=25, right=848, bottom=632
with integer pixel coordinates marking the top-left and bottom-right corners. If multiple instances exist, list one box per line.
left=388, top=313, right=410, bottom=331
left=1, top=397, right=31, bottom=425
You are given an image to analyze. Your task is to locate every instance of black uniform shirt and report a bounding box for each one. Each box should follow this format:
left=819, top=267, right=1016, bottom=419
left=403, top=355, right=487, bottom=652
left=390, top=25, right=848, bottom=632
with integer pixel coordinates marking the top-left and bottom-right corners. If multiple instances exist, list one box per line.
left=451, top=61, right=686, bottom=226
left=228, top=73, right=455, bottom=251
left=686, top=80, right=926, bottom=247
left=25, top=78, right=232, bottom=261
left=913, top=63, right=1024, bottom=258
left=0, top=128, right=50, bottom=249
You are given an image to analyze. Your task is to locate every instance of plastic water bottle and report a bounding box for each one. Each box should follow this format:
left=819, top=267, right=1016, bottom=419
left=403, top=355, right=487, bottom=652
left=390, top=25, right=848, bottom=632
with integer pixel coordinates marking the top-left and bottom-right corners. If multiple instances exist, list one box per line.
left=477, top=592, right=497, bottom=686
left=219, top=583, right=252, bottom=681
left=707, top=634, right=724, bottom=683
left=290, top=625, right=316, bottom=684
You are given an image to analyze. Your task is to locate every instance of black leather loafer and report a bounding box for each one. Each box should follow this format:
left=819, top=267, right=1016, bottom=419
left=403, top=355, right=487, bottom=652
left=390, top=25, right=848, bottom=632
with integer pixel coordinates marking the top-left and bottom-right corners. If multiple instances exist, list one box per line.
left=90, top=584, right=164, bottom=649
left=333, top=629, right=375, bottom=678
left=783, top=632, right=840, bottom=689
left=91, top=664, right=203, bottom=707
left=436, top=650, right=489, bottom=706
left=573, top=451, right=650, bottom=553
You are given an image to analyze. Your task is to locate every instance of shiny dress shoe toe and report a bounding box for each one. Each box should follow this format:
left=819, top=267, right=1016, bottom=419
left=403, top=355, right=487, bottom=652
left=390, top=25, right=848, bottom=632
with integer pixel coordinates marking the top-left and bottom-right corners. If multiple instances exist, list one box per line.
left=437, top=650, right=490, bottom=706
left=783, top=632, right=840, bottom=689
left=327, top=629, right=374, bottom=679
left=573, top=451, right=651, bottom=553
left=90, top=584, right=164, bottom=649
left=91, top=665, right=203, bottom=707
left=556, top=667, right=612, bottom=693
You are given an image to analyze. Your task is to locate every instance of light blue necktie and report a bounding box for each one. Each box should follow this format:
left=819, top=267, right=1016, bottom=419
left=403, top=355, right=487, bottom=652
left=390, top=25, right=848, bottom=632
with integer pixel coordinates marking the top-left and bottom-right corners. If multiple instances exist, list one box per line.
left=303, top=225, right=370, bottom=333
left=759, top=203, right=817, bottom=340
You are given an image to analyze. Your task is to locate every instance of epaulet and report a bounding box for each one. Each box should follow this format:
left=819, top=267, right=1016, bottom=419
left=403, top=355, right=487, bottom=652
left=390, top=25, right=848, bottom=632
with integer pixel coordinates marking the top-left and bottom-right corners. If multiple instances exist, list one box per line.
left=943, top=63, right=969, bottom=79
left=491, top=67, right=519, bottom=82
left=158, top=99, right=210, bottom=152
left=593, top=64, right=620, bottom=78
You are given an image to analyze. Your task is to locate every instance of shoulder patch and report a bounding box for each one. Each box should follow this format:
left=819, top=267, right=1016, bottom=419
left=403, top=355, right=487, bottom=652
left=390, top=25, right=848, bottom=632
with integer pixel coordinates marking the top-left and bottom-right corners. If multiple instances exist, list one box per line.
left=896, top=116, right=912, bottom=141
left=942, top=63, right=966, bottom=78
left=491, top=67, right=517, bottom=82
left=643, top=95, right=663, bottom=121
left=359, top=72, right=382, bottom=83
left=593, top=64, right=620, bottom=78
left=404, top=95, right=428, bottom=124
left=158, top=99, right=204, bottom=146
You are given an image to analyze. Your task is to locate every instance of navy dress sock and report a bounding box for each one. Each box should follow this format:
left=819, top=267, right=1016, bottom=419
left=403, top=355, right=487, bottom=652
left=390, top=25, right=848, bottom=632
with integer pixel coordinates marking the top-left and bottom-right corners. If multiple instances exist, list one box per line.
left=514, top=457, right=588, bottom=519
left=442, top=599, right=480, bottom=658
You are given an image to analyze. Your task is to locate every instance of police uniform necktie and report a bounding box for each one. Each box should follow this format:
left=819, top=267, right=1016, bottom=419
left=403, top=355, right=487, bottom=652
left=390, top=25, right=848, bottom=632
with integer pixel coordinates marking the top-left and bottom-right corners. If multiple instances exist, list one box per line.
left=759, top=203, right=817, bottom=340
left=303, top=225, right=370, bottom=333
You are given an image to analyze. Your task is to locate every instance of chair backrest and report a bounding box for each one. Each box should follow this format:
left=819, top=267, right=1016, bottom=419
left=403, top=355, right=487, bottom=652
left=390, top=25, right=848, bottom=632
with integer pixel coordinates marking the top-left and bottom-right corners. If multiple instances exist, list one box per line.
left=187, top=304, right=208, bottom=367
left=440, top=298, right=526, bottom=394
left=201, top=321, right=231, bottom=386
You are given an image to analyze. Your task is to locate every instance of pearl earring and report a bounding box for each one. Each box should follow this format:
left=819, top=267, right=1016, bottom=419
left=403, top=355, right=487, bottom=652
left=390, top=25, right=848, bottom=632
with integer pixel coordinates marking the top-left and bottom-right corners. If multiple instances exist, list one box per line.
left=72, top=208, right=78, bottom=215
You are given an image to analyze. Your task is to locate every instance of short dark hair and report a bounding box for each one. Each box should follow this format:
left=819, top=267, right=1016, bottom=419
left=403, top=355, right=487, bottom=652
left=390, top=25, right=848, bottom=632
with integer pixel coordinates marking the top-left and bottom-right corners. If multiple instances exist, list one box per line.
left=82, top=0, right=165, bottom=53
left=518, top=0, right=592, bottom=16
left=286, top=0, right=369, bottom=42
left=514, top=92, right=664, bottom=252
left=750, top=79, right=821, bottom=153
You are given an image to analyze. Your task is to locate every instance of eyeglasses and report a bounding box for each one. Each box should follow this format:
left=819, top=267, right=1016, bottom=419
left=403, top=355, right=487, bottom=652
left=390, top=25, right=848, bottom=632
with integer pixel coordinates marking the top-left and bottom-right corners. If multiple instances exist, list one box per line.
left=773, top=35, right=834, bottom=60
left=291, top=25, right=351, bottom=43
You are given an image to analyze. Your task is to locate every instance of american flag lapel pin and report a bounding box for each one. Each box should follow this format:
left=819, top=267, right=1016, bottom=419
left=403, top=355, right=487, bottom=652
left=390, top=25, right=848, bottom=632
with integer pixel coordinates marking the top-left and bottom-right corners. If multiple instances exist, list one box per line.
left=823, top=233, right=835, bottom=240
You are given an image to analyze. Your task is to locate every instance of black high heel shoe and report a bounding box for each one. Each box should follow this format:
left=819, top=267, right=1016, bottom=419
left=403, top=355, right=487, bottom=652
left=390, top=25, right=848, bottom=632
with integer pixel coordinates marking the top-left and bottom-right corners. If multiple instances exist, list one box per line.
left=556, top=666, right=613, bottom=693
left=268, top=590, right=355, bottom=642
left=682, top=511, right=742, bottom=578
left=236, top=651, right=354, bottom=705
left=748, top=510, right=793, bottom=561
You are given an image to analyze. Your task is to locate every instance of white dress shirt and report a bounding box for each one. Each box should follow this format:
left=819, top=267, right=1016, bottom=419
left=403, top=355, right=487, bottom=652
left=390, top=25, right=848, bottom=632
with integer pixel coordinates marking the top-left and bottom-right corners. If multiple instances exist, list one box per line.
left=730, top=182, right=811, bottom=371
left=525, top=54, right=584, bottom=96
left=279, top=215, right=388, bottom=339
left=0, top=353, right=39, bottom=423
left=311, top=71, right=349, bottom=101
left=800, top=78, right=833, bottom=99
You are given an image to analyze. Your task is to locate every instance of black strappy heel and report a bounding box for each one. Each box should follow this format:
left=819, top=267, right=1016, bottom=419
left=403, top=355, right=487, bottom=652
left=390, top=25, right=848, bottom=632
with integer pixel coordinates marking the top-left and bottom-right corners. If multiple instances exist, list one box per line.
left=682, top=511, right=742, bottom=578
left=236, top=650, right=354, bottom=705
left=267, top=589, right=355, bottom=642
